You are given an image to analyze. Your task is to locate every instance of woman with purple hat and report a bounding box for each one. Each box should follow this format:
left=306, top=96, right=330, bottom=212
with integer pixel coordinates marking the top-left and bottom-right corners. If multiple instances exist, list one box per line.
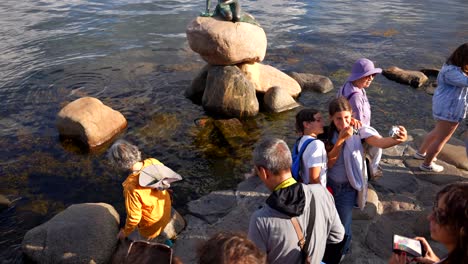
left=336, top=58, right=382, bottom=126
left=337, top=58, right=384, bottom=180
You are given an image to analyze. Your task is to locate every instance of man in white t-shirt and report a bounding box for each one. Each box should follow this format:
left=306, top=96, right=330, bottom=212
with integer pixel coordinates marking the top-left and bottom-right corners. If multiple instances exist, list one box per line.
left=295, top=108, right=327, bottom=187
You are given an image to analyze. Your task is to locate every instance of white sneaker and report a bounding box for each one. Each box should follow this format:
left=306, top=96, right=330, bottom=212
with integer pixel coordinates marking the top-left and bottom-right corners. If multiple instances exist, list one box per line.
left=419, top=163, right=444, bottom=172
left=413, top=152, right=437, bottom=161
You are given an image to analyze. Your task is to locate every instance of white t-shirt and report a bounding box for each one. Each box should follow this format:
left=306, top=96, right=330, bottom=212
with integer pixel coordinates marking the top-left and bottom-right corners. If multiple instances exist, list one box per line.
left=298, top=135, right=327, bottom=187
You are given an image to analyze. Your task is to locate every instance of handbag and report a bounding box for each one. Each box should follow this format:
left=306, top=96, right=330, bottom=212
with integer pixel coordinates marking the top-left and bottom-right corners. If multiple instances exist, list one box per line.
left=111, top=239, right=173, bottom=264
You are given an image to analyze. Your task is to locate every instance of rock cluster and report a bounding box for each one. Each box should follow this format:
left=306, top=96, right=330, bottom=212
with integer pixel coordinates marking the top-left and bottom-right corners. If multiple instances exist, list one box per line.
left=186, top=16, right=313, bottom=117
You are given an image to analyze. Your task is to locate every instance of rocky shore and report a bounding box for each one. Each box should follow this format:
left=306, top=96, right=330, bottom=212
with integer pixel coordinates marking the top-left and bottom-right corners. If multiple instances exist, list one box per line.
left=173, top=129, right=468, bottom=264
left=18, top=129, right=467, bottom=263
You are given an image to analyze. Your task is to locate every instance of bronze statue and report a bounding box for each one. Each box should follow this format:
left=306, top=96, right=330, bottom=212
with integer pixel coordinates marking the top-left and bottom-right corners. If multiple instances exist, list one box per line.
left=200, top=0, right=259, bottom=26
left=202, top=0, right=241, bottom=22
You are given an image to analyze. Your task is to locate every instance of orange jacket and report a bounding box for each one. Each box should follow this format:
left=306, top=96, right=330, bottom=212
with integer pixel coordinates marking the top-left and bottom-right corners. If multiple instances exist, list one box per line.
left=122, top=158, right=172, bottom=239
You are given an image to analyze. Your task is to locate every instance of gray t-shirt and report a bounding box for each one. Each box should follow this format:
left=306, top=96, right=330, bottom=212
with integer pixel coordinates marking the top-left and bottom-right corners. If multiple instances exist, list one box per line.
left=248, top=184, right=345, bottom=264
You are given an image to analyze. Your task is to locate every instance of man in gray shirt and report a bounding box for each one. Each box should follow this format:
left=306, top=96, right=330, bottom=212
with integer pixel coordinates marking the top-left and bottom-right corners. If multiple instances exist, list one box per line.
left=248, top=138, right=344, bottom=264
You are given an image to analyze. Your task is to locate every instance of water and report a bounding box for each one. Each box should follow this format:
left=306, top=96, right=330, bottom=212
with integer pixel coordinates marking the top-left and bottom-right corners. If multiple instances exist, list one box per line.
left=0, top=0, right=467, bottom=262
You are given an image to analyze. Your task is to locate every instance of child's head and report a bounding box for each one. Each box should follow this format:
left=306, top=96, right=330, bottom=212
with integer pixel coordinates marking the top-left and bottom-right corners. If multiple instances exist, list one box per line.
left=295, top=108, right=322, bottom=134
left=197, top=232, right=266, bottom=264
left=329, top=97, right=353, bottom=131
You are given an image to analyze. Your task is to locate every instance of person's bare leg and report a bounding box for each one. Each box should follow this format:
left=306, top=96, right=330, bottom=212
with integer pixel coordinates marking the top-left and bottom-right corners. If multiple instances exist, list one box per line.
left=418, top=128, right=438, bottom=155
left=423, top=120, right=459, bottom=166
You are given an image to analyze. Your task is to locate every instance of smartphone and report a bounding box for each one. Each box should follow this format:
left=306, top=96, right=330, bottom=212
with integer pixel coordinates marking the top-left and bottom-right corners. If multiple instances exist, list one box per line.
left=392, top=234, right=424, bottom=257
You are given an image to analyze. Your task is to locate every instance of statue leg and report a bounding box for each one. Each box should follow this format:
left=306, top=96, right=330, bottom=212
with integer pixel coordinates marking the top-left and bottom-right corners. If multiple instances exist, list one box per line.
left=219, top=4, right=233, bottom=21
left=231, top=2, right=241, bottom=22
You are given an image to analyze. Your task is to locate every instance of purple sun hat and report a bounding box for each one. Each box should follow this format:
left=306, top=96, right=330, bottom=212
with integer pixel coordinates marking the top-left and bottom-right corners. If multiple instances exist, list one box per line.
left=347, top=58, right=382, bottom=82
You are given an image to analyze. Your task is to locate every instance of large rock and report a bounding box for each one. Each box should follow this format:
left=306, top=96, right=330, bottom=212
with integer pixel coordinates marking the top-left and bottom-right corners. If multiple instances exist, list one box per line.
left=56, top=97, right=127, bottom=148
left=163, top=208, right=186, bottom=240
left=382, top=66, right=428, bottom=88
left=238, top=63, right=302, bottom=97
left=187, top=190, right=237, bottom=224
left=289, top=72, right=334, bottom=93
left=186, top=17, right=267, bottom=65
left=22, top=203, right=120, bottom=264
left=263, top=86, right=300, bottom=113
left=185, top=64, right=211, bottom=104
left=202, top=65, right=259, bottom=117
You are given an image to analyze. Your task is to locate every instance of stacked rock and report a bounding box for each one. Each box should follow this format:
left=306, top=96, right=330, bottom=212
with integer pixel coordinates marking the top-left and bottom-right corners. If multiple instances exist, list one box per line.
left=185, top=15, right=301, bottom=117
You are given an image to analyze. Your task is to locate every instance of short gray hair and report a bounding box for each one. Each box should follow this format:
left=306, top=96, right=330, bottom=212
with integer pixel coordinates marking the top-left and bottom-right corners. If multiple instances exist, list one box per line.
left=107, top=139, right=141, bottom=170
left=252, top=138, right=292, bottom=175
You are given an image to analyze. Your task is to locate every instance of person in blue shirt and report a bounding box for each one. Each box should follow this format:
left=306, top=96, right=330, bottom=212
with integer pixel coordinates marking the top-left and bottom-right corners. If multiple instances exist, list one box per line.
left=414, top=43, right=468, bottom=172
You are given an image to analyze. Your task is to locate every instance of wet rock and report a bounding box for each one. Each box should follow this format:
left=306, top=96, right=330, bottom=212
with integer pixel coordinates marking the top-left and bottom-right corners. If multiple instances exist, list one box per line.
left=185, top=64, right=211, bottom=104
left=263, top=86, right=300, bottom=113
left=382, top=66, right=429, bottom=88
left=202, top=66, right=259, bottom=118
left=0, top=194, right=11, bottom=211
left=289, top=72, right=334, bottom=93
left=214, top=118, right=248, bottom=148
left=420, top=68, right=439, bottom=77
left=187, top=190, right=237, bottom=224
left=238, top=62, right=302, bottom=97
left=22, top=203, right=119, bottom=264
left=56, top=97, right=127, bottom=148
left=186, top=17, right=267, bottom=65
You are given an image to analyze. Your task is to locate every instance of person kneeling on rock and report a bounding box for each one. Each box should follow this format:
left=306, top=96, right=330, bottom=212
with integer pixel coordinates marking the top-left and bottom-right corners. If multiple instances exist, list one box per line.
left=108, top=139, right=182, bottom=243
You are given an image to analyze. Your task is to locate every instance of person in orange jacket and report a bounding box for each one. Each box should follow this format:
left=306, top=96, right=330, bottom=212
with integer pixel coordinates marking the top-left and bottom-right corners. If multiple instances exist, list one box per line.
left=108, top=139, right=172, bottom=241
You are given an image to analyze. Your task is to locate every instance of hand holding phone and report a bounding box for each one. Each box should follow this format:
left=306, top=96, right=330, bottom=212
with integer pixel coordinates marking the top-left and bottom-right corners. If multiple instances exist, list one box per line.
left=393, top=234, right=424, bottom=257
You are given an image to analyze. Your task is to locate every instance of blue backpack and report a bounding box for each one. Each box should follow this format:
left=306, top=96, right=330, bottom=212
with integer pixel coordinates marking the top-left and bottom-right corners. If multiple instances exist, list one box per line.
left=291, top=137, right=315, bottom=181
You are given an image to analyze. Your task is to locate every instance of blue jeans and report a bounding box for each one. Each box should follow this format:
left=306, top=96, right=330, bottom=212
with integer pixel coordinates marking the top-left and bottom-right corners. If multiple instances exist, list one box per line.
left=327, top=179, right=357, bottom=255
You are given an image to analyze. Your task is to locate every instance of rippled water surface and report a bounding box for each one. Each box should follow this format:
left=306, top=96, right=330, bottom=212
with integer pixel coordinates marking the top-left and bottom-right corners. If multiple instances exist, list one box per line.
left=1, top=0, right=467, bottom=262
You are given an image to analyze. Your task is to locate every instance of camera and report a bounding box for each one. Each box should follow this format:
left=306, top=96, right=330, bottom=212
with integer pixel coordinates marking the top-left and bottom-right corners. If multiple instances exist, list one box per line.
left=389, top=126, right=400, bottom=138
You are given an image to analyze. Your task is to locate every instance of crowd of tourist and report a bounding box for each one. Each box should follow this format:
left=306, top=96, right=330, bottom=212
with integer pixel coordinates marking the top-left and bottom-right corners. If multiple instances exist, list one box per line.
left=107, top=42, right=467, bottom=263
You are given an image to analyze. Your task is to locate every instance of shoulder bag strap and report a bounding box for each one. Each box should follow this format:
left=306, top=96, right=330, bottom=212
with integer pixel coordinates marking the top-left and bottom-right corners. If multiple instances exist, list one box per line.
left=291, top=193, right=316, bottom=263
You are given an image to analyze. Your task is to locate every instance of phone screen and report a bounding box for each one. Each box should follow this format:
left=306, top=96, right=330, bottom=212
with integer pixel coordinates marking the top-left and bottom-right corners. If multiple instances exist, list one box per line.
left=393, top=234, right=423, bottom=257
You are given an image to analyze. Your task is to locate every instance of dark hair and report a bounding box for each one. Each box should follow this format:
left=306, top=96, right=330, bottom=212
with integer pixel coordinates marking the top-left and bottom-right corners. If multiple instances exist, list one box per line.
left=197, top=232, right=266, bottom=264
left=446, top=43, right=468, bottom=70
left=434, top=182, right=468, bottom=264
left=295, top=108, right=319, bottom=133
left=325, top=97, right=353, bottom=147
